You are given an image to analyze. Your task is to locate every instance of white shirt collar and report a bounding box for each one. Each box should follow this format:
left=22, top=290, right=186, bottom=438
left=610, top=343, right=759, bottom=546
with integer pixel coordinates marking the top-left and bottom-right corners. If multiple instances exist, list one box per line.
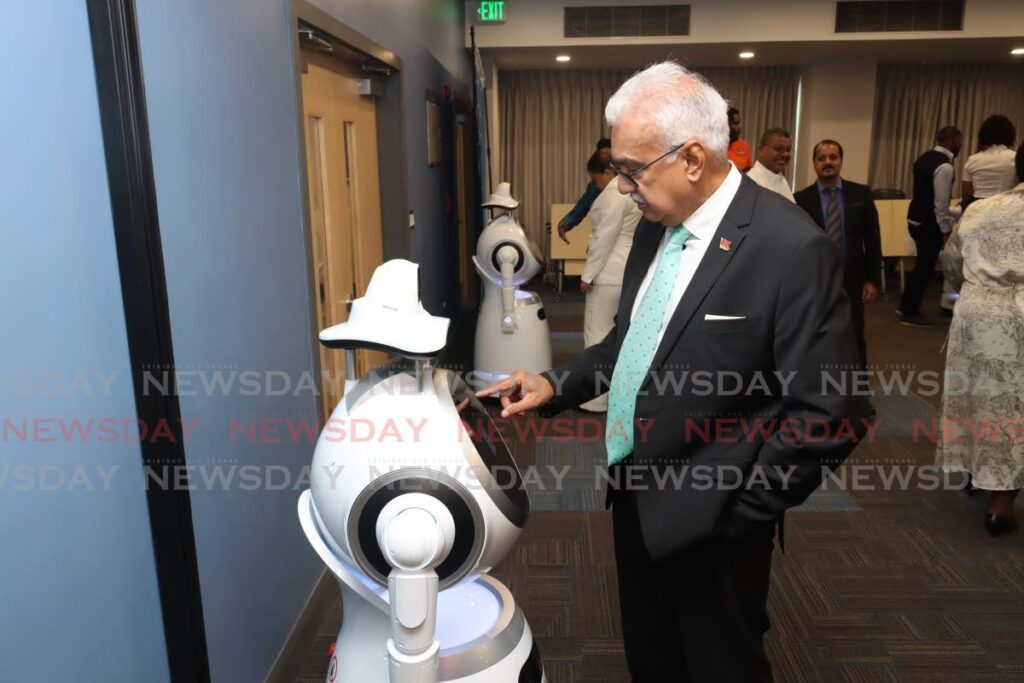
left=934, top=145, right=955, bottom=160
left=676, top=163, right=743, bottom=241
left=753, top=160, right=782, bottom=177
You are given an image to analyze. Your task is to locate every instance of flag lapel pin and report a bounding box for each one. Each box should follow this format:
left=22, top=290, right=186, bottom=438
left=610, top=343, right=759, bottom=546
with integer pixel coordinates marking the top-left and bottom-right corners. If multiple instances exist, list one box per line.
left=719, top=237, right=732, bottom=252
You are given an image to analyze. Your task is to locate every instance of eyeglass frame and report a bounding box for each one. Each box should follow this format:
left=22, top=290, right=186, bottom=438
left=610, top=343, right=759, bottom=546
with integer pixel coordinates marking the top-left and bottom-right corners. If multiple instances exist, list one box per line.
left=609, top=139, right=690, bottom=187
left=759, top=143, right=793, bottom=155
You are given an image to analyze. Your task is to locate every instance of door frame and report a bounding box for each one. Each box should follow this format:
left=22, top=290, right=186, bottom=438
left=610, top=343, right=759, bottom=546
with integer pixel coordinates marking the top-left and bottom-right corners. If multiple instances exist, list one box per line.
left=86, top=1, right=211, bottom=680
left=289, top=1, right=408, bottom=419
left=453, top=96, right=481, bottom=311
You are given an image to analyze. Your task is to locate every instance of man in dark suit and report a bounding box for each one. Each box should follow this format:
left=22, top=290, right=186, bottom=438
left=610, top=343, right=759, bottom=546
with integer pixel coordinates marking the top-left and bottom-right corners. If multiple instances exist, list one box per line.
left=794, top=139, right=882, bottom=368
left=479, top=62, right=868, bottom=682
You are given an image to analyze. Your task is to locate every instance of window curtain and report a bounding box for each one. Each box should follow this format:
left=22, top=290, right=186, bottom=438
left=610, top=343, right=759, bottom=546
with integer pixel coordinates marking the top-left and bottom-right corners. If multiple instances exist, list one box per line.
left=499, top=66, right=799, bottom=255
left=869, top=63, right=1024, bottom=196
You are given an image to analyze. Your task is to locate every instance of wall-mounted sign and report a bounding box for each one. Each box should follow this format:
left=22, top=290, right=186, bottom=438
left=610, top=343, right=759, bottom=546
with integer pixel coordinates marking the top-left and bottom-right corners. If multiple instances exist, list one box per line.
left=476, top=1, right=506, bottom=24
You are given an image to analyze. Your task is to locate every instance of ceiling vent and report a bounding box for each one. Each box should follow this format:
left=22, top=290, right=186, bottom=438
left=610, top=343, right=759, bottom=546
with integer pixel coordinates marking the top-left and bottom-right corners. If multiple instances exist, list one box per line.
left=564, top=5, right=691, bottom=38
left=835, top=0, right=965, bottom=33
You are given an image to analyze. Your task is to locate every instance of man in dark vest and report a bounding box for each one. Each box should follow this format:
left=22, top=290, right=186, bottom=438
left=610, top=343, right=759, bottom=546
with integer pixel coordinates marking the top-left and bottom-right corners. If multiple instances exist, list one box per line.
left=899, top=126, right=962, bottom=327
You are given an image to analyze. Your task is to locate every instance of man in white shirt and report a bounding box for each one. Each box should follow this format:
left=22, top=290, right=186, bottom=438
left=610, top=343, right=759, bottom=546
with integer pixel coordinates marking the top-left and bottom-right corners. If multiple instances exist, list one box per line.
left=900, top=126, right=963, bottom=327
left=746, top=127, right=795, bottom=202
left=579, top=152, right=642, bottom=411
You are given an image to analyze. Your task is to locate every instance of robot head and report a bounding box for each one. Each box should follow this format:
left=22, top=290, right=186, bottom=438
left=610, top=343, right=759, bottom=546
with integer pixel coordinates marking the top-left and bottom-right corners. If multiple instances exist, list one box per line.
left=475, top=182, right=544, bottom=286
left=305, top=259, right=530, bottom=591
left=308, top=365, right=530, bottom=590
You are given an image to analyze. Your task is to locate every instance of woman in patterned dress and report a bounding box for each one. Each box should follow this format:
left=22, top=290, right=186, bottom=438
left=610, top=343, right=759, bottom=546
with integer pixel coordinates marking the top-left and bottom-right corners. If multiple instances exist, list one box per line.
left=938, top=143, right=1024, bottom=536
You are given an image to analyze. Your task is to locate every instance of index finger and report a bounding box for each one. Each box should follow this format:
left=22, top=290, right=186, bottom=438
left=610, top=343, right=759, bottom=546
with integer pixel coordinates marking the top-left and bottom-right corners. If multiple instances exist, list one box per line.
left=475, top=374, right=520, bottom=399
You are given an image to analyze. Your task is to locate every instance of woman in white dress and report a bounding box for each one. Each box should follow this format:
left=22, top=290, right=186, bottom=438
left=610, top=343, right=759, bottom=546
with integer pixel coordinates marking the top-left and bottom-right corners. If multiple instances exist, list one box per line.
left=962, top=114, right=1017, bottom=208
left=941, top=116, right=1017, bottom=316
left=938, top=143, right=1024, bottom=537
left=579, top=152, right=642, bottom=411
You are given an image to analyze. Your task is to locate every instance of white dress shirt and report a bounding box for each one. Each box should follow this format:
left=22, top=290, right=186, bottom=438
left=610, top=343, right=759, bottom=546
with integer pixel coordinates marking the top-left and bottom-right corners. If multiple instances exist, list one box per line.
left=963, top=145, right=1017, bottom=199
left=745, top=160, right=795, bottom=203
left=583, top=180, right=642, bottom=285
left=629, top=164, right=743, bottom=348
left=909, top=145, right=962, bottom=234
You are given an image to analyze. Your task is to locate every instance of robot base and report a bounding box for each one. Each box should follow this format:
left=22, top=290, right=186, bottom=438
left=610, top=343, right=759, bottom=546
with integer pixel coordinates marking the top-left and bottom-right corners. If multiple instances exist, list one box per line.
left=472, top=290, right=552, bottom=391
left=324, top=575, right=545, bottom=683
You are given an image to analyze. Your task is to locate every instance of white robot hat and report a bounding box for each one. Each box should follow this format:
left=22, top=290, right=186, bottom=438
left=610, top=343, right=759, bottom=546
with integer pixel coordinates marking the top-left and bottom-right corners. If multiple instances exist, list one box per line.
left=319, top=259, right=449, bottom=357
left=481, top=181, right=520, bottom=210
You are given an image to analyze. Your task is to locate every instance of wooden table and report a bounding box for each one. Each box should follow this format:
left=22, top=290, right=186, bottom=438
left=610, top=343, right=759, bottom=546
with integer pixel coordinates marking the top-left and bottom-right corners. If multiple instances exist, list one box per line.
left=549, top=203, right=591, bottom=297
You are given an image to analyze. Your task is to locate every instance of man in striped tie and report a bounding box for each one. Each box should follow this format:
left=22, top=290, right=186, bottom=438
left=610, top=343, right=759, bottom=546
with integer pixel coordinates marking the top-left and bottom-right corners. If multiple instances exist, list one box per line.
left=794, top=139, right=883, bottom=369
left=479, top=63, right=868, bottom=682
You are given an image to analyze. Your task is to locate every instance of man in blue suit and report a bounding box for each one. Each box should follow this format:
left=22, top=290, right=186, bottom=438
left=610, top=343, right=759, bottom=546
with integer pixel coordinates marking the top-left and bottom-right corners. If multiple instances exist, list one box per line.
left=794, top=139, right=882, bottom=367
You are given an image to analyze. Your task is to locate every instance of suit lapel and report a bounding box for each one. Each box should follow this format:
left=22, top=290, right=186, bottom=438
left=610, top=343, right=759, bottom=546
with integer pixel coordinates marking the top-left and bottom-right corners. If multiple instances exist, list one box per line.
left=641, top=177, right=756, bottom=389
left=807, top=186, right=825, bottom=229
left=841, top=183, right=858, bottom=234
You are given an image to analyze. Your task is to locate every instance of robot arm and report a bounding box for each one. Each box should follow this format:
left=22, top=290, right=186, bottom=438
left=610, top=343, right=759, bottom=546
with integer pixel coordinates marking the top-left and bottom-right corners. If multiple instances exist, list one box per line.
left=496, top=244, right=518, bottom=333
left=375, top=493, right=456, bottom=683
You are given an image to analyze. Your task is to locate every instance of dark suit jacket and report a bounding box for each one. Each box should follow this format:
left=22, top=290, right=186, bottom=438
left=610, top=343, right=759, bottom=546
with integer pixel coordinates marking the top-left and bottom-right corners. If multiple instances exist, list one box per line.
left=793, top=179, right=883, bottom=296
left=543, top=176, right=869, bottom=561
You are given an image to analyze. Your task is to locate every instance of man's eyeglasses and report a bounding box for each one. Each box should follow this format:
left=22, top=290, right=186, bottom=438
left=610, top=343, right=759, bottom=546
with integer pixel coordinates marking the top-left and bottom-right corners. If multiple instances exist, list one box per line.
left=760, top=144, right=793, bottom=155
left=610, top=140, right=689, bottom=187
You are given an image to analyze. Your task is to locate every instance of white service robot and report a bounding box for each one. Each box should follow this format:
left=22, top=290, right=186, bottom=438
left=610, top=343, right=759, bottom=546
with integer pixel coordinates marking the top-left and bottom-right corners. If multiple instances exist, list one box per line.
left=471, top=182, right=552, bottom=390
left=298, top=259, right=545, bottom=683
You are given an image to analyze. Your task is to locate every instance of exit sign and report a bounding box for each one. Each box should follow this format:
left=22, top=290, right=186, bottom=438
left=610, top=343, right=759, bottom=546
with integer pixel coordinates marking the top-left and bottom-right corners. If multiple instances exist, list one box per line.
left=476, top=1, right=506, bottom=23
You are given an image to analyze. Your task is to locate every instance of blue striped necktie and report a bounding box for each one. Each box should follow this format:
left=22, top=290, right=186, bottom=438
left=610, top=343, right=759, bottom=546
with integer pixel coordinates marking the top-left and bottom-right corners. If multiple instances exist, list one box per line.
left=825, top=187, right=843, bottom=247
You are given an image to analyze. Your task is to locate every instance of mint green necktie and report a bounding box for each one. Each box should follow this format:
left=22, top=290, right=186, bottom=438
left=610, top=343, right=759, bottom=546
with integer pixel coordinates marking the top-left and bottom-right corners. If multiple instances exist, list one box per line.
left=606, top=226, right=691, bottom=465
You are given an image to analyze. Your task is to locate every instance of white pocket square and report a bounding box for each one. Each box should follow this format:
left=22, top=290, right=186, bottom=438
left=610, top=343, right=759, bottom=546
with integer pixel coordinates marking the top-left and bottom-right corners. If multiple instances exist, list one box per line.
left=704, top=314, right=747, bottom=321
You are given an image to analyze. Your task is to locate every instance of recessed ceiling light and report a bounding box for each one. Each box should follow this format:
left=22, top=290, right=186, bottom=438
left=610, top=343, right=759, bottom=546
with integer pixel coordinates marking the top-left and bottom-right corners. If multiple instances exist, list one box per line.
left=739, top=51, right=755, bottom=60
left=556, top=54, right=571, bottom=62
left=1011, top=47, right=1024, bottom=56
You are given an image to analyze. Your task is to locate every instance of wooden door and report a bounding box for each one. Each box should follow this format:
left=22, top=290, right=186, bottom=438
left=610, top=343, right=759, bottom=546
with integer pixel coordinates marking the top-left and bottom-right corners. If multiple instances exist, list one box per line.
left=301, top=51, right=386, bottom=416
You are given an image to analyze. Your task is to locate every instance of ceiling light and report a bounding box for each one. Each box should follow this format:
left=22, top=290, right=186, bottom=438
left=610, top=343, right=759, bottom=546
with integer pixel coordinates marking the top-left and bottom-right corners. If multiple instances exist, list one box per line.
left=739, top=51, right=755, bottom=60
left=1012, top=47, right=1024, bottom=56
left=556, top=54, right=571, bottom=62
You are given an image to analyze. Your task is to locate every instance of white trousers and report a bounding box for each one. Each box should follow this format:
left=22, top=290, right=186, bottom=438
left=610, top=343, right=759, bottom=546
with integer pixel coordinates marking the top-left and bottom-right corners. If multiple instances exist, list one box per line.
left=580, top=283, right=622, bottom=412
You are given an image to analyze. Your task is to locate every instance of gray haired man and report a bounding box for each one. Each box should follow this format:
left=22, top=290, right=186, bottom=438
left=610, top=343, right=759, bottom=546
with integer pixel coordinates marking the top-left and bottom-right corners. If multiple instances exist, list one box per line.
left=480, top=62, right=867, bottom=681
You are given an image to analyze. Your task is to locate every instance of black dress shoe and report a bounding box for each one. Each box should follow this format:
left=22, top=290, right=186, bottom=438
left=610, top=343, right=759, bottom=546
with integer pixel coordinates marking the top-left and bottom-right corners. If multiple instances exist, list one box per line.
left=984, top=514, right=1019, bottom=537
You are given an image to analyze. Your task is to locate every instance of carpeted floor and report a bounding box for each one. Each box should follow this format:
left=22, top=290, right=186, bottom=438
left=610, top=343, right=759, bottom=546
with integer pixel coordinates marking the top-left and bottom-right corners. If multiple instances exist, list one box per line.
left=298, top=271, right=1024, bottom=683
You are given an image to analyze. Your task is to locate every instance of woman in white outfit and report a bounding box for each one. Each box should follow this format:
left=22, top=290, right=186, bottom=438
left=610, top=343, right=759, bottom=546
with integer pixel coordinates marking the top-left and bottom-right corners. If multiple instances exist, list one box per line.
left=962, top=115, right=1017, bottom=207
left=579, top=152, right=642, bottom=411
left=941, top=115, right=1017, bottom=315
left=938, top=143, right=1024, bottom=537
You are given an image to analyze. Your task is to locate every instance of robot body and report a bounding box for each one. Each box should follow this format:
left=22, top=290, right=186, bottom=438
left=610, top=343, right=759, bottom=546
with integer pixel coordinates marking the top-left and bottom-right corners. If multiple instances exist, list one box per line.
left=471, top=183, right=552, bottom=389
left=299, top=259, right=545, bottom=683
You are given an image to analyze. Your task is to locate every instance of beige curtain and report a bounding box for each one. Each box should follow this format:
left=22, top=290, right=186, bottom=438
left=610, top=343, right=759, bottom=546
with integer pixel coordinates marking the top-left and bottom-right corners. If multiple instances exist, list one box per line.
left=869, top=63, right=1024, bottom=196
left=499, top=66, right=800, bottom=255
